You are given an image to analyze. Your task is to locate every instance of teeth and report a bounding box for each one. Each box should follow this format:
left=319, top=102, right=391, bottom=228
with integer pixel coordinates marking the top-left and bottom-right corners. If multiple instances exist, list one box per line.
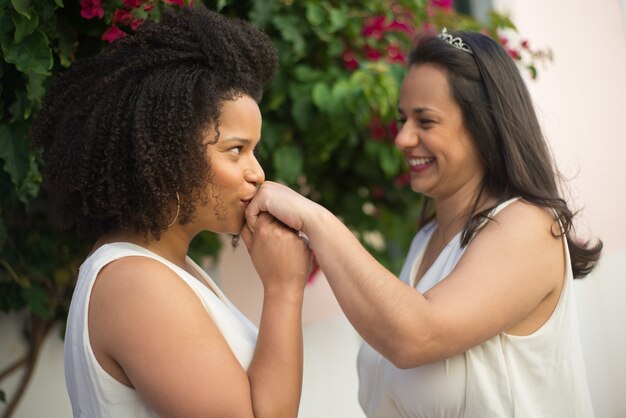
left=408, top=157, right=435, bottom=166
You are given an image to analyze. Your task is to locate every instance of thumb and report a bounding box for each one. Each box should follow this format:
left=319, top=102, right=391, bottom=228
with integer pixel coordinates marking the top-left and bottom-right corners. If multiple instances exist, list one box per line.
left=240, top=223, right=253, bottom=250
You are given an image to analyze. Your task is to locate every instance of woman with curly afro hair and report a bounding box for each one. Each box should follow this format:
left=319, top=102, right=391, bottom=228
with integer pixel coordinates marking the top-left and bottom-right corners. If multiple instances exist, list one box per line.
left=33, top=6, right=310, bottom=418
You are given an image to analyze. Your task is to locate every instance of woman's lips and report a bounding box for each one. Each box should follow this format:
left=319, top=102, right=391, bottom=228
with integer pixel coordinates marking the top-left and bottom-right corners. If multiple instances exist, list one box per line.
left=408, top=157, right=435, bottom=173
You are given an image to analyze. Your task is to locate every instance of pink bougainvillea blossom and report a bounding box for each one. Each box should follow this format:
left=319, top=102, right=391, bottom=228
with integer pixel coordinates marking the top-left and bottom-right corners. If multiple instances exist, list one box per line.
left=363, top=15, right=386, bottom=40
left=388, top=121, right=398, bottom=139
left=143, top=2, right=155, bottom=11
left=430, top=0, right=454, bottom=10
left=394, top=172, right=411, bottom=187
left=368, top=116, right=386, bottom=140
left=80, top=0, right=104, bottom=19
left=130, top=18, right=145, bottom=31
left=342, top=50, right=359, bottom=71
left=164, top=0, right=185, bottom=6
left=102, top=25, right=127, bottom=43
left=363, top=45, right=383, bottom=61
left=507, top=48, right=520, bottom=60
left=113, top=8, right=133, bottom=25
left=387, top=20, right=414, bottom=36
left=123, top=0, right=145, bottom=9
left=386, top=44, right=405, bottom=64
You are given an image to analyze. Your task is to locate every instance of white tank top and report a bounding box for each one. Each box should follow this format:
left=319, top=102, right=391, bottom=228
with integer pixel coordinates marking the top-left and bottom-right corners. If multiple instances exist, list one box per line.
left=357, top=198, right=595, bottom=418
left=64, top=242, right=258, bottom=418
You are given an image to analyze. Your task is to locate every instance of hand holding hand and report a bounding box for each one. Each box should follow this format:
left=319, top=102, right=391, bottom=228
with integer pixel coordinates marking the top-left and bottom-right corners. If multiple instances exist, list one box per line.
left=240, top=212, right=311, bottom=294
left=245, top=181, right=319, bottom=235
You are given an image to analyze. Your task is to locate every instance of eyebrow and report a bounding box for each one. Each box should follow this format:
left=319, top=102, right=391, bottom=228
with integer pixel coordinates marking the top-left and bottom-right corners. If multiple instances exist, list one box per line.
left=398, top=106, right=436, bottom=114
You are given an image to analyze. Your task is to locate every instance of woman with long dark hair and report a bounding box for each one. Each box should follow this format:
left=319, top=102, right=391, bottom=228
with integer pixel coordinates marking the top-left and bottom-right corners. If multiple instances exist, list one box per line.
left=246, top=28, right=601, bottom=417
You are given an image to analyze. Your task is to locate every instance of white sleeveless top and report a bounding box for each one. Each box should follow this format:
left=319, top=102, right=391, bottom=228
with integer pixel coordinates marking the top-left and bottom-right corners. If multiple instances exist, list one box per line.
left=64, top=242, right=258, bottom=418
left=357, top=199, right=595, bottom=418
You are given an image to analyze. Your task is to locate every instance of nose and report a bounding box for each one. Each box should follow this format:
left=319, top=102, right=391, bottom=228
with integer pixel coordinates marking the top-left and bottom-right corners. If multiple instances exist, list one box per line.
left=394, top=123, right=419, bottom=150
left=245, top=156, right=265, bottom=186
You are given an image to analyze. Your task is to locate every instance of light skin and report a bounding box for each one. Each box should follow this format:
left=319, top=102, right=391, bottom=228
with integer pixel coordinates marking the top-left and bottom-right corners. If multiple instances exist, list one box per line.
left=89, top=94, right=310, bottom=417
left=245, top=64, right=565, bottom=369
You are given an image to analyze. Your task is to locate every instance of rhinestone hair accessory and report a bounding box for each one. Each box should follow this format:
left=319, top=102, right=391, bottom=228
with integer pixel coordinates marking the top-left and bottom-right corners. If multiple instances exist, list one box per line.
left=437, top=28, right=473, bottom=54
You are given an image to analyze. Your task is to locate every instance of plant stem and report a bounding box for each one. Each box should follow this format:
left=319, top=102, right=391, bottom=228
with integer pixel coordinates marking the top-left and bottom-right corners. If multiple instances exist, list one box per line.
left=1, top=316, right=54, bottom=418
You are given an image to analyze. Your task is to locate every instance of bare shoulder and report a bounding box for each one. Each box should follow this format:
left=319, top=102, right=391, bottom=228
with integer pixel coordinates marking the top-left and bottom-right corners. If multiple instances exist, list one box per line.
left=484, top=199, right=561, bottom=243
left=90, top=255, right=254, bottom=416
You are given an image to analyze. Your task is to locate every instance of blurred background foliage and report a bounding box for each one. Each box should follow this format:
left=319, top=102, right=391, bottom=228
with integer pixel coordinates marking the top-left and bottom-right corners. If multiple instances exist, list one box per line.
left=0, top=0, right=550, bottom=414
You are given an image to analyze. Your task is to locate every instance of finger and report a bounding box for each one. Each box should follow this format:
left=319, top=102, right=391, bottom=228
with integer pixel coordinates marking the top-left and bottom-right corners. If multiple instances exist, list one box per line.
left=256, top=212, right=276, bottom=228
left=245, top=182, right=277, bottom=231
left=240, top=223, right=253, bottom=249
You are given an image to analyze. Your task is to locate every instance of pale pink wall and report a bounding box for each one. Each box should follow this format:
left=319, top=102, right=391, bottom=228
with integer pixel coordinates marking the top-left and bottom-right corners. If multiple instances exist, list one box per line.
left=497, top=1, right=626, bottom=416
left=496, top=0, right=626, bottom=251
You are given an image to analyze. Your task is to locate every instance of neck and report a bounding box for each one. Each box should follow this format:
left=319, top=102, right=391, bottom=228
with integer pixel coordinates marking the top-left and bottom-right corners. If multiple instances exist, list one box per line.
left=432, top=185, right=496, bottom=243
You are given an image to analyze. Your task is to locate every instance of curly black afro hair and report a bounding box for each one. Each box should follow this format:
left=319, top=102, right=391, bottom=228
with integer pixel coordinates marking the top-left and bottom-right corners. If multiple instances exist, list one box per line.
left=32, top=6, right=278, bottom=240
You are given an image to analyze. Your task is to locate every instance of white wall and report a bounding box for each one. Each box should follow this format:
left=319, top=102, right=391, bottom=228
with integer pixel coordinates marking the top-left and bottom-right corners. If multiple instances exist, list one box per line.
left=2, top=1, right=625, bottom=417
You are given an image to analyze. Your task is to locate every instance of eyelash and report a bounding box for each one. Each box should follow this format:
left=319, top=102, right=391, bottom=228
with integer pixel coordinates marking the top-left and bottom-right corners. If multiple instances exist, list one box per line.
left=396, top=117, right=433, bottom=127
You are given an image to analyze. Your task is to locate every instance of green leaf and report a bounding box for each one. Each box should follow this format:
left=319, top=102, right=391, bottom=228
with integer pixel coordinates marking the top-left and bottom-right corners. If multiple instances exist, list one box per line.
left=11, top=0, right=30, bottom=18
left=54, top=26, right=76, bottom=67
left=16, top=154, right=40, bottom=203
left=1, top=30, right=52, bottom=76
left=328, top=7, right=348, bottom=32
left=54, top=0, right=62, bottom=7
left=0, top=123, right=30, bottom=190
left=289, top=84, right=314, bottom=130
left=25, top=70, right=46, bottom=105
left=272, top=144, right=303, bottom=184
left=249, top=0, right=277, bottom=28
left=13, top=9, right=39, bottom=43
left=21, top=284, right=52, bottom=318
left=305, top=2, right=324, bottom=26
left=216, top=0, right=227, bottom=11
left=311, top=82, right=332, bottom=113
left=0, top=388, right=5, bottom=403
left=9, top=89, right=31, bottom=120
left=272, top=15, right=306, bottom=57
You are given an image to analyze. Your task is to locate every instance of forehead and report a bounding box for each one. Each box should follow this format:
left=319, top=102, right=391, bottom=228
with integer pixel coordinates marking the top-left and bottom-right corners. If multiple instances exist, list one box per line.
left=399, top=64, right=453, bottom=107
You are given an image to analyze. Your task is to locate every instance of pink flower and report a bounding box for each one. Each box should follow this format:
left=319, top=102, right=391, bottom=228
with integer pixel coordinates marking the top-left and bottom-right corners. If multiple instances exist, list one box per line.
left=430, top=0, right=454, bottom=10
left=363, top=16, right=386, bottom=40
left=521, top=39, right=530, bottom=49
left=364, top=45, right=383, bottom=61
left=371, top=187, right=385, bottom=200
left=387, top=20, right=413, bottom=36
left=368, top=116, right=386, bottom=140
left=130, top=18, right=145, bottom=31
left=102, top=25, right=127, bottom=43
left=80, top=0, right=104, bottom=19
left=507, top=48, right=520, bottom=60
left=388, top=121, right=398, bottom=139
left=386, top=44, right=405, bottom=64
left=143, top=2, right=155, bottom=11
left=342, top=50, right=359, bottom=71
left=113, top=8, right=133, bottom=25
left=123, top=0, right=145, bottom=9
left=394, top=172, right=411, bottom=187
left=163, top=0, right=185, bottom=6
left=499, top=36, right=509, bottom=46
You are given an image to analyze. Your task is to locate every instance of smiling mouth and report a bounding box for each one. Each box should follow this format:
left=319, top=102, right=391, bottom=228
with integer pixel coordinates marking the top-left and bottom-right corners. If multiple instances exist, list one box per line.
left=408, top=157, right=435, bottom=166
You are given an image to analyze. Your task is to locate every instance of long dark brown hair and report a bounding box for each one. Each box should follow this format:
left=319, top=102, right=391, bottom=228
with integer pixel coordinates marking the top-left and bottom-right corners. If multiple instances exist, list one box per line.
left=409, top=30, right=601, bottom=278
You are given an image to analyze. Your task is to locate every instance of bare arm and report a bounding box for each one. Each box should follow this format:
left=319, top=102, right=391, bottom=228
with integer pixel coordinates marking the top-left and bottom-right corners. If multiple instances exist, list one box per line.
left=246, top=182, right=563, bottom=368
left=89, top=214, right=309, bottom=417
